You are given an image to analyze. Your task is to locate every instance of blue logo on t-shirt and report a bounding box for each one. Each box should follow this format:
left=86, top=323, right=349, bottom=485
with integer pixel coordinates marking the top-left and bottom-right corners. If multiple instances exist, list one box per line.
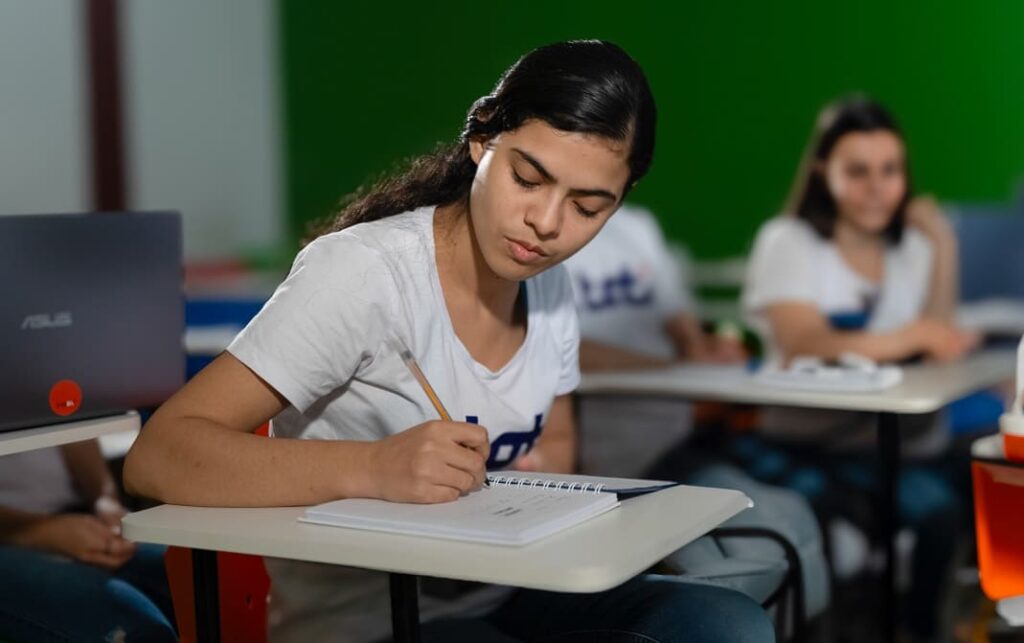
left=827, top=293, right=878, bottom=330
left=828, top=311, right=871, bottom=330
left=466, top=413, right=544, bottom=469
left=576, top=269, right=654, bottom=311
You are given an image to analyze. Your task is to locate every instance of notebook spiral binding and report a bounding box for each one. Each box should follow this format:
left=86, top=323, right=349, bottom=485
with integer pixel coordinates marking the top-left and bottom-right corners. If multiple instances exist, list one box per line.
left=486, top=475, right=606, bottom=494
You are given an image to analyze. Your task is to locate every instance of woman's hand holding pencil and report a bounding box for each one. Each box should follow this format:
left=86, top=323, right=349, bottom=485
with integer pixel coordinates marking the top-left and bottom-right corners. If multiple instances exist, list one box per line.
left=366, top=420, right=490, bottom=503
left=366, top=332, right=490, bottom=503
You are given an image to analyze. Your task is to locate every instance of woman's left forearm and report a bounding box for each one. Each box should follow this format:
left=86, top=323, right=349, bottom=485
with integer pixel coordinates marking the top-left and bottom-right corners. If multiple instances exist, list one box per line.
left=61, top=440, right=118, bottom=505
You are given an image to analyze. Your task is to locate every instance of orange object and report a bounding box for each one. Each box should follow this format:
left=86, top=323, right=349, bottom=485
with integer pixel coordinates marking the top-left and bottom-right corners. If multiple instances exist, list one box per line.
left=164, top=548, right=270, bottom=643
left=1004, top=433, right=1024, bottom=462
left=164, top=423, right=272, bottom=642
left=49, top=379, right=82, bottom=416
left=973, top=435, right=1024, bottom=599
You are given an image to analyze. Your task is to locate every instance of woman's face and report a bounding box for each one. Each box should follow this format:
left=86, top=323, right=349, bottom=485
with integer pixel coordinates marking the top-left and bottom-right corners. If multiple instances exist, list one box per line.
left=821, top=130, right=907, bottom=235
left=467, top=119, right=631, bottom=281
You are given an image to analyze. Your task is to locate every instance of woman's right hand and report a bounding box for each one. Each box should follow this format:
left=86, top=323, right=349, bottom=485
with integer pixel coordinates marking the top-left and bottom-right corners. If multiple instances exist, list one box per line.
left=904, top=318, right=981, bottom=362
left=15, top=514, right=135, bottom=570
left=366, top=421, right=490, bottom=503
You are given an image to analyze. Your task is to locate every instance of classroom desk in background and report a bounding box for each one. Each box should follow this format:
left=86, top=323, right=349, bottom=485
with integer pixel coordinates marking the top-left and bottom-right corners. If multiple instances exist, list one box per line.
left=122, top=482, right=749, bottom=643
left=578, top=348, right=1017, bottom=642
left=0, top=411, right=140, bottom=457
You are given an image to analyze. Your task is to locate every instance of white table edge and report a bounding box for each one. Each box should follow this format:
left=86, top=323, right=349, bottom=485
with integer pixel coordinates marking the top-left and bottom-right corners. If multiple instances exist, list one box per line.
left=577, top=349, right=1016, bottom=416
left=122, top=486, right=750, bottom=594
left=0, top=411, right=141, bottom=456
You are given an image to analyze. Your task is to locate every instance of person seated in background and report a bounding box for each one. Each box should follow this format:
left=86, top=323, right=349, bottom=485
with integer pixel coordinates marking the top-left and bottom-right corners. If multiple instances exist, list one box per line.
left=0, top=441, right=177, bottom=642
left=741, top=96, right=979, bottom=641
left=556, top=203, right=830, bottom=622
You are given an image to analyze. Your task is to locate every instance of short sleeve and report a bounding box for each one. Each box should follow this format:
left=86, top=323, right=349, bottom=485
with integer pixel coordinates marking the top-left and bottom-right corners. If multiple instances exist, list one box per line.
left=742, top=217, right=819, bottom=314
left=542, top=264, right=581, bottom=396
left=227, top=234, right=397, bottom=412
left=629, top=208, right=692, bottom=318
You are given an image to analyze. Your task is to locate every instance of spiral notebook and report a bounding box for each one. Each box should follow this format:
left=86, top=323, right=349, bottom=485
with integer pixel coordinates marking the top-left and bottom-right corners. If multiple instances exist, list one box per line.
left=299, top=473, right=679, bottom=546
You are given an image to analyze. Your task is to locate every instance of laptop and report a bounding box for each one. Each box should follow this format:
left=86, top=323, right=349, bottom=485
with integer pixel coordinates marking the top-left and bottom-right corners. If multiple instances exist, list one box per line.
left=0, top=212, right=185, bottom=432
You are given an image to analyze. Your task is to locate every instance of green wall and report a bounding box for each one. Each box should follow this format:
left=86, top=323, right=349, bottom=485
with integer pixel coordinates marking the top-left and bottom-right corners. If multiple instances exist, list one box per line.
left=281, top=1, right=1024, bottom=259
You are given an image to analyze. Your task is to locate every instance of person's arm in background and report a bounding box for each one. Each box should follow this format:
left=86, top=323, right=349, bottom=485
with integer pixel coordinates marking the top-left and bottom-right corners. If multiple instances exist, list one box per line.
left=906, top=196, right=960, bottom=322
left=0, top=441, right=137, bottom=570
left=511, top=394, right=576, bottom=474
left=664, top=312, right=746, bottom=363
left=765, top=301, right=976, bottom=363
left=61, top=439, right=124, bottom=528
left=0, top=505, right=135, bottom=570
left=651, top=223, right=745, bottom=365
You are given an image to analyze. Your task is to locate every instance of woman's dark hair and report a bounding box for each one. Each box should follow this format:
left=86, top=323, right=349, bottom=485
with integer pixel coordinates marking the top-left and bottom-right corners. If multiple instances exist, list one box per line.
left=313, top=40, right=656, bottom=239
left=785, top=96, right=911, bottom=244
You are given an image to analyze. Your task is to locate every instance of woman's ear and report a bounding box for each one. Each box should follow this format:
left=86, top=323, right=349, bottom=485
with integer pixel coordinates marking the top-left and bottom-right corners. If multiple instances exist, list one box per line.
left=469, top=138, right=486, bottom=165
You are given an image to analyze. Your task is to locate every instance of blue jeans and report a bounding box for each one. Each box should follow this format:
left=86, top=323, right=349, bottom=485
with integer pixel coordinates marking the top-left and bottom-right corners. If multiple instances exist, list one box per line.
left=727, top=434, right=963, bottom=638
left=423, top=574, right=775, bottom=643
left=0, top=542, right=177, bottom=642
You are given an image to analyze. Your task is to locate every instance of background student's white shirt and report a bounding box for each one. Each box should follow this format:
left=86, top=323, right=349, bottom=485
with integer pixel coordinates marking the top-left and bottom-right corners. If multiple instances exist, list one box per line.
left=569, top=205, right=692, bottom=359
left=564, top=205, right=695, bottom=477
left=0, top=448, right=80, bottom=514
left=227, top=206, right=580, bottom=642
left=742, top=215, right=947, bottom=454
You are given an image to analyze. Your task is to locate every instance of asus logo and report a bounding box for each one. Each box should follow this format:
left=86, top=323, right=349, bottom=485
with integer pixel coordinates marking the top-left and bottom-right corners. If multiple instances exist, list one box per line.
left=21, top=312, right=73, bottom=330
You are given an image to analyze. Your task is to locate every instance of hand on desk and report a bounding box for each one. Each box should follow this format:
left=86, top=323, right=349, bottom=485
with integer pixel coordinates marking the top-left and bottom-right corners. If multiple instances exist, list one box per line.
left=905, top=319, right=981, bottom=362
left=685, top=335, right=746, bottom=364
left=367, top=420, right=490, bottom=504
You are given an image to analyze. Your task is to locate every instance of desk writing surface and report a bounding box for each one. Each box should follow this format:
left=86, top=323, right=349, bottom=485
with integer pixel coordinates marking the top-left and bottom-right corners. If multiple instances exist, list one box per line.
left=579, top=349, right=1015, bottom=415
left=123, top=483, right=748, bottom=593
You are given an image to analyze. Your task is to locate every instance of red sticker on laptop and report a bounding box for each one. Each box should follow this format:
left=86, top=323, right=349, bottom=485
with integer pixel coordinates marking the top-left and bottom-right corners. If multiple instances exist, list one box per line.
left=49, top=380, right=82, bottom=416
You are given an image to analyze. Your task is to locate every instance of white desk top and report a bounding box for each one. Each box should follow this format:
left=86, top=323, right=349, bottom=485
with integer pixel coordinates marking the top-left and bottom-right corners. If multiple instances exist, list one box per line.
left=579, top=349, right=1015, bottom=415
left=0, top=412, right=140, bottom=456
left=123, top=483, right=749, bottom=594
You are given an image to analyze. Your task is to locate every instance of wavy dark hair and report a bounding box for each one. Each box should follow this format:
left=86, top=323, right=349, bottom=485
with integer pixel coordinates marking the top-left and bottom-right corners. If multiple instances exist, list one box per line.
left=785, top=96, right=911, bottom=244
left=312, top=40, right=656, bottom=240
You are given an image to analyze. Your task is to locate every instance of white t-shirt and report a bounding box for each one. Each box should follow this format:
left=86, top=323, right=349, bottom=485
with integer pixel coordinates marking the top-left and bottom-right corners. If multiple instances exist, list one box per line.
left=567, top=205, right=691, bottom=359
left=742, top=216, right=946, bottom=453
left=227, top=206, right=580, bottom=642
left=564, top=205, right=694, bottom=477
left=0, top=448, right=79, bottom=514
left=744, top=216, right=933, bottom=358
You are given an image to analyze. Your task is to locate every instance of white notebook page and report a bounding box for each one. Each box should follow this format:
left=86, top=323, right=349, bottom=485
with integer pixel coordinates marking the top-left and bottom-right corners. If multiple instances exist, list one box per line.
left=300, top=484, right=619, bottom=546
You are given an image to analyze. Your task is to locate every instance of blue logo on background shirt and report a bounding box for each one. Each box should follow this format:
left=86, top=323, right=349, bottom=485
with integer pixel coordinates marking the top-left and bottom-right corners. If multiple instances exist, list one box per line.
left=828, top=311, right=871, bottom=330
left=466, top=413, right=544, bottom=468
left=576, top=269, right=654, bottom=311
left=827, top=293, right=878, bottom=330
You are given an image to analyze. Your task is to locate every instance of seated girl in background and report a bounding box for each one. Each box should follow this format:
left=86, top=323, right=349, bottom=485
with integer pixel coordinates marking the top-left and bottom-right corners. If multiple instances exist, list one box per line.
left=0, top=442, right=176, bottom=642
left=563, top=203, right=830, bottom=622
left=741, top=96, right=978, bottom=641
left=125, top=40, right=773, bottom=643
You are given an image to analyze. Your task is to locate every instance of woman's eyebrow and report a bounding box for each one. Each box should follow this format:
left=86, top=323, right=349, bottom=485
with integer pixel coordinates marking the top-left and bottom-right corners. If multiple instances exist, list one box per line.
left=511, top=148, right=619, bottom=202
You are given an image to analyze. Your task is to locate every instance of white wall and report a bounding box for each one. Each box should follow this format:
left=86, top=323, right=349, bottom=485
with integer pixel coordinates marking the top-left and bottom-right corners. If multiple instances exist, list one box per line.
left=0, top=1, right=285, bottom=262
left=124, top=0, right=284, bottom=260
left=0, top=1, right=89, bottom=215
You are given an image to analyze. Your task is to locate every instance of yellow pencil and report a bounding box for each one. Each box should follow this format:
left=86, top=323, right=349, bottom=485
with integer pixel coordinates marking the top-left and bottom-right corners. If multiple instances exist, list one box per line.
left=395, top=343, right=451, bottom=421
left=388, top=333, right=489, bottom=487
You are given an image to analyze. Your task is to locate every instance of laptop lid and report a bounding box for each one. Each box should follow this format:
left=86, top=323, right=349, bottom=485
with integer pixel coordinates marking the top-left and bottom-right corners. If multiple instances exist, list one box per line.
left=0, top=212, right=184, bottom=432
